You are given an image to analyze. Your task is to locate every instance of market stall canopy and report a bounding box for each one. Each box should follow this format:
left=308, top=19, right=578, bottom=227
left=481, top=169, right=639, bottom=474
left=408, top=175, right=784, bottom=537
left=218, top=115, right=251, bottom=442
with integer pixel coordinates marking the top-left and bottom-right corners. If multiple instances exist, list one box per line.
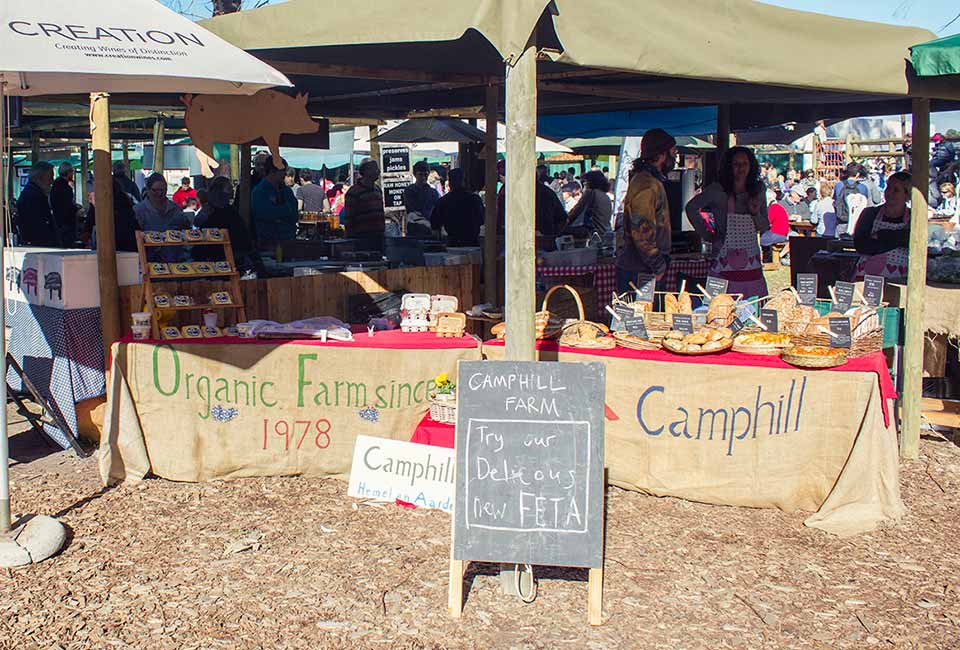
left=911, top=34, right=960, bottom=77
left=0, top=0, right=291, bottom=96
left=374, top=117, right=487, bottom=144
left=358, top=119, right=571, bottom=154
left=203, top=0, right=960, bottom=127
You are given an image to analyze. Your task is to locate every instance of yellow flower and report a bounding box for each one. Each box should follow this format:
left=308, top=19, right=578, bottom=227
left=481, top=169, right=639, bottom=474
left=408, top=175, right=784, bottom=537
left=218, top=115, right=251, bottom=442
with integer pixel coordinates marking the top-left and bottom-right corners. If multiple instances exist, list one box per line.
left=435, top=373, right=448, bottom=386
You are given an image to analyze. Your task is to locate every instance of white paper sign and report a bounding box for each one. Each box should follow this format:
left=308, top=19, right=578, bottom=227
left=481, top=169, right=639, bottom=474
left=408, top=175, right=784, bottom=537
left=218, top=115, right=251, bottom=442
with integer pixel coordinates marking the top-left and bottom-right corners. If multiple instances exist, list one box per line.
left=348, top=435, right=454, bottom=513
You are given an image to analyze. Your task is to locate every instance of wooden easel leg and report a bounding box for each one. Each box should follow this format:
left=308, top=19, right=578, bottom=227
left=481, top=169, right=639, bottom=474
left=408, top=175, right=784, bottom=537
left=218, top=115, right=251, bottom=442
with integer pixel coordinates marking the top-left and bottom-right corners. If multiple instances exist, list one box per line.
left=588, top=567, right=603, bottom=625
left=448, top=559, right=466, bottom=618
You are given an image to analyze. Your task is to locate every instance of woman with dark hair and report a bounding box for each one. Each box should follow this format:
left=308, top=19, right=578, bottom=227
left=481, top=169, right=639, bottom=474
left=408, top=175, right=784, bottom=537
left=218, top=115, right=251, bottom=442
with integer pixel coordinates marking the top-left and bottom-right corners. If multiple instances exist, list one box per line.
left=564, top=169, right=612, bottom=237
left=685, top=146, right=771, bottom=297
left=853, top=171, right=912, bottom=281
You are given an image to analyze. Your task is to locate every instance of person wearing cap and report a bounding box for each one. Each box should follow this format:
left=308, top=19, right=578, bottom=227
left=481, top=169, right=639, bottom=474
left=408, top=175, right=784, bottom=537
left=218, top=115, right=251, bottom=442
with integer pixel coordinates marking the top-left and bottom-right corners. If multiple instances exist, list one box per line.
left=778, top=183, right=811, bottom=222
left=251, top=155, right=299, bottom=242
left=685, top=146, right=771, bottom=298
left=616, top=128, right=676, bottom=292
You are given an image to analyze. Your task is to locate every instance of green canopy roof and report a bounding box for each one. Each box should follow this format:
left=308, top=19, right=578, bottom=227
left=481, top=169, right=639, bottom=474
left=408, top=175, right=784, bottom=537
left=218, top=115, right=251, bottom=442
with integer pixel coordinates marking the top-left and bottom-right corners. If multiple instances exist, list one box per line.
left=911, top=34, right=960, bottom=77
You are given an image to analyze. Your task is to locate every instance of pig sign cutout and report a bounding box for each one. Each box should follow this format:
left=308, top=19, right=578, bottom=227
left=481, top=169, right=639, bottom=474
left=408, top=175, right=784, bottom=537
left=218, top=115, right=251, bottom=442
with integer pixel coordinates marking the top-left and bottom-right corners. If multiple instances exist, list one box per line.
left=181, top=90, right=319, bottom=177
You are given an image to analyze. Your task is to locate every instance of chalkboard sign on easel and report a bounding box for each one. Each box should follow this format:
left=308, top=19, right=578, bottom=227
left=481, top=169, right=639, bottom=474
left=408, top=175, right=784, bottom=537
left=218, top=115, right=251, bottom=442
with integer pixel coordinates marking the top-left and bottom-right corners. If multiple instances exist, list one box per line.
left=449, top=360, right=606, bottom=625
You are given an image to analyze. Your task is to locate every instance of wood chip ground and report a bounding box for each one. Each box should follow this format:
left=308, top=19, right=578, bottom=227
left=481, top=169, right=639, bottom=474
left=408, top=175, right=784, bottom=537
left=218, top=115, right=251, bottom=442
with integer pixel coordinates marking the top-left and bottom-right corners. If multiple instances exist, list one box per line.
left=1, top=406, right=958, bottom=649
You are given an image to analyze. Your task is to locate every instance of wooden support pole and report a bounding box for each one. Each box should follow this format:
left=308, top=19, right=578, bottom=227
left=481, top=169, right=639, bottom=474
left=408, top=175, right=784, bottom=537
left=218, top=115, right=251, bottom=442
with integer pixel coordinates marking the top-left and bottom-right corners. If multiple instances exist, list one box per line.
left=229, top=144, right=241, bottom=183
left=484, top=83, right=499, bottom=306
left=716, top=105, right=731, bottom=160
left=91, top=93, right=120, bottom=370
left=504, top=45, right=538, bottom=362
left=368, top=125, right=381, bottom=170
left=238, top=143, right=252, bottom=228
left=80, top=144, right=90, bottom=210
left=30, top=132, right=39, bottom=165
left=121, top=139, right=129, bottom=171
left=901, top=98, right=930, bottom=459
left=152, top=115, right=165, bottom=173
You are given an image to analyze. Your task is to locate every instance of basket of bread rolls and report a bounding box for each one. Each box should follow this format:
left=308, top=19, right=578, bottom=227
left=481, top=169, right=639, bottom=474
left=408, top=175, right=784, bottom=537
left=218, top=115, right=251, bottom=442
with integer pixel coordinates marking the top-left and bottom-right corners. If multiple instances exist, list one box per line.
left=662, top=326, right=735, bottom=355
left=789, top=306, right=883, bottom=357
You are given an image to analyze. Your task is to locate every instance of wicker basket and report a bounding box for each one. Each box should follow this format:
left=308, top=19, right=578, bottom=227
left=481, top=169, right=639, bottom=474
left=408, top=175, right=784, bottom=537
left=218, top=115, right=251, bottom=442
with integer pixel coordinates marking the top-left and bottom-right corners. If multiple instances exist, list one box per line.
left=429, top=395, right=457, bottom=424
left=550, top=285, right=614, bottom=348
left=782, top=349, right=849, bottom=368
left=789, top=328, right=882, bottom=358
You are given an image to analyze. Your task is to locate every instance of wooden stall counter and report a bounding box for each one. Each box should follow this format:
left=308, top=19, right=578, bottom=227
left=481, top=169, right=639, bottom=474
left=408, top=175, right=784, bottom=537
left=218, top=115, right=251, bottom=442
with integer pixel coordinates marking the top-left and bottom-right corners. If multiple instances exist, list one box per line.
left=99, top=331, right=481, bottom=485
left=481, top=339, right=902, bottom=537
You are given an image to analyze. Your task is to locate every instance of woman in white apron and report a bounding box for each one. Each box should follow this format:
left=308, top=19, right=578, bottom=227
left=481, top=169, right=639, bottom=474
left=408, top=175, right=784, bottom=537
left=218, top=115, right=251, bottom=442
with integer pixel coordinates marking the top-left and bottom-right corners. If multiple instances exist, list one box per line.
left=853, top=171, right=912, bottom=281
left=685, top=147, right=771, bottom=298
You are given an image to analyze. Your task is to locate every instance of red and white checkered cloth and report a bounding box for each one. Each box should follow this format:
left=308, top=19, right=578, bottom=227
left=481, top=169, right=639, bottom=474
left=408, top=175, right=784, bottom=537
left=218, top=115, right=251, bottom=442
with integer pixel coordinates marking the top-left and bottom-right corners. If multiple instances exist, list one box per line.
left=537, top=262, right=617, bottom=319
left=663, top=258, right=712, bottom=293
left=537, top=257, right=712, bottom=317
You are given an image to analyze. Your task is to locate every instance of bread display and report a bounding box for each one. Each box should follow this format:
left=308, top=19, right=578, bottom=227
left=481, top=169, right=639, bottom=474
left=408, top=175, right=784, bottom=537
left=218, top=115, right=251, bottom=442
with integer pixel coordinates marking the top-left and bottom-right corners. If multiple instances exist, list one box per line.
left=707, top=293, right=737, bottom=326
left=662, top=326, right=734, bottom=355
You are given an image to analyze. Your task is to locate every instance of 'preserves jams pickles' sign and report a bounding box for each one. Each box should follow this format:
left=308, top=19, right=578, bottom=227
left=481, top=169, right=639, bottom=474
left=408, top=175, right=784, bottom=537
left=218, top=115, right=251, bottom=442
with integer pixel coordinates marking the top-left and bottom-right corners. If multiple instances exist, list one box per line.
left=452, top=360, right=605, bottom=568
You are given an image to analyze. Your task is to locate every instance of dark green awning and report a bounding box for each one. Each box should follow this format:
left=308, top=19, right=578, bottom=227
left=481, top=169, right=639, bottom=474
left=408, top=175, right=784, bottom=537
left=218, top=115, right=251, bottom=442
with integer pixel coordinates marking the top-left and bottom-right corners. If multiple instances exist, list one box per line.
left=911, top=34, right=960, bottom=77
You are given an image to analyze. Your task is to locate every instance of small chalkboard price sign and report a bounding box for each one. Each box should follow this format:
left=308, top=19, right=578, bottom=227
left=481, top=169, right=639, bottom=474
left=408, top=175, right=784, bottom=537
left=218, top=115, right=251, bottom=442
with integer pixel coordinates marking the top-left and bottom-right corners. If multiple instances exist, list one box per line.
left=609, top=305, right=633, bottom=332
left=862, top=275, right=885, bottom=307
left=829, top=317, right=852, bottom=348
left=760, top=309, right=779, bottom=333
left=623, top=315, right=648, bottom=338
left=729, top=316, right=747, bottom=335
left=796, top=273, right=818, bottom=306
left=704, top=276, right=729, bottom=300
left=832, top=281, right=855, bottom=312
left=449, top=360, right=606, bottom=625
left=633, top=275, right=656, bottom=303
left=671, top=313, right=694, bottom=335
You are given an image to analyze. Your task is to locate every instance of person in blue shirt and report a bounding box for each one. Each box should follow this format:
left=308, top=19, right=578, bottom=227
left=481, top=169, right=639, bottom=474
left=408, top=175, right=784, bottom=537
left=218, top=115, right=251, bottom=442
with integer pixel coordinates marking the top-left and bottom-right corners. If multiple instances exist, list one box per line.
left=251, top=155, right=299, bottom=242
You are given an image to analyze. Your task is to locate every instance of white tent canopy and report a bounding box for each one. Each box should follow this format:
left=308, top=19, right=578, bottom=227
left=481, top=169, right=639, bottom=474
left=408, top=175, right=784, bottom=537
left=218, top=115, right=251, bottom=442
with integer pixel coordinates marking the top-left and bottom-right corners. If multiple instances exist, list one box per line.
left=0, top=0, right=291, bottom=96
left=0, top=0, right=291, bottom=540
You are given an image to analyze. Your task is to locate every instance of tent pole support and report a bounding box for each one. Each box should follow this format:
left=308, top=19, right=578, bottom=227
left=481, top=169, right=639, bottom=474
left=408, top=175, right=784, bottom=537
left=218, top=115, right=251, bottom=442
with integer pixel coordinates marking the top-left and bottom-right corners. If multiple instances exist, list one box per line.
left=91, top=93, right=120, bottom=372
left=238, top=144, right=252, bottom=228
left=230, top=144, right=241, bottom=183
left=504, top=44, right=537, bottom=362
left=152, top=115, right=165, bottom=173
left=80, top=144, right=90, bottom=210
left=716, top=104, right=731, bottom=160
left=901, top=98, right=929, bottom=459
left=368, top=125, right=381, bottom=170
left=484, top=83, right=499, bottom=306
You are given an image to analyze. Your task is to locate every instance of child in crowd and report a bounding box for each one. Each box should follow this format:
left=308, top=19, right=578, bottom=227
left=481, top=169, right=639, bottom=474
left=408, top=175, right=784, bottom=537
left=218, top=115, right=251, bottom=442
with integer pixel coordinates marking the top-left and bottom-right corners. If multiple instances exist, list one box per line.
left=934, top=182, right=957, bottom=224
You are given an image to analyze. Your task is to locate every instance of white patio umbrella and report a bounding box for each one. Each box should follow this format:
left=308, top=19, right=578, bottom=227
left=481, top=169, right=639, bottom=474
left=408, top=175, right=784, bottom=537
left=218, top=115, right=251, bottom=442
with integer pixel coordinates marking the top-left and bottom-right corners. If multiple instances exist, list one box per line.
left=0, top=0, right=290, bottom=564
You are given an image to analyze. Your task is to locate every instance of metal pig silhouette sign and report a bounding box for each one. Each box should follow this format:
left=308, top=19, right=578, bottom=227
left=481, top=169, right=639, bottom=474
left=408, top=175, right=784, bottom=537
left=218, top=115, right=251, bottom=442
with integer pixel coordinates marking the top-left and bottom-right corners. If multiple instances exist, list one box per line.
left=182, top=90, right=323, bottom=177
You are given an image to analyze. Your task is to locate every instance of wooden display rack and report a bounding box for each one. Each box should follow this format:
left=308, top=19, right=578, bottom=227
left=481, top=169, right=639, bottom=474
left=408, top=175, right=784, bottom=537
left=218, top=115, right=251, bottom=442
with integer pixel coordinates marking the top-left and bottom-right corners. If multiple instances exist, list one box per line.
left=135, top=231, right=247, bottom=338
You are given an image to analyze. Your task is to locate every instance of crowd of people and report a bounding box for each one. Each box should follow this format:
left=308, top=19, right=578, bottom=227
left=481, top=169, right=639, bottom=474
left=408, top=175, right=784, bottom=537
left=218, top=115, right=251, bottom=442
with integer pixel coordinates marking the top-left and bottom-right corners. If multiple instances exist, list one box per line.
left=9, top=129, right=958, bottom=291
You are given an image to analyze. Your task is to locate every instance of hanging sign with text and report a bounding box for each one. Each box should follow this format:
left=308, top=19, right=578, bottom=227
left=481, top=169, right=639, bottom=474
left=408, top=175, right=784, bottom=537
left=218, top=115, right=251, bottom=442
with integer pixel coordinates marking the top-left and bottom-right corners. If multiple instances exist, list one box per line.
left=452, top=360, right=605, bottom=569
left=381, top=146, right=411, bottom=174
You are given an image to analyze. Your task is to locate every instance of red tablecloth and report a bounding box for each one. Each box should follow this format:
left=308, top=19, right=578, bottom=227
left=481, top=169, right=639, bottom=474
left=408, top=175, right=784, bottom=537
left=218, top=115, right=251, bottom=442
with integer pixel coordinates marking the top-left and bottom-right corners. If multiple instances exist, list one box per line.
left=410, top=415, right=455, bottom=448
left=120, top=330, right=479, bottom=351
left=484, top=339, right=896, bottom=427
